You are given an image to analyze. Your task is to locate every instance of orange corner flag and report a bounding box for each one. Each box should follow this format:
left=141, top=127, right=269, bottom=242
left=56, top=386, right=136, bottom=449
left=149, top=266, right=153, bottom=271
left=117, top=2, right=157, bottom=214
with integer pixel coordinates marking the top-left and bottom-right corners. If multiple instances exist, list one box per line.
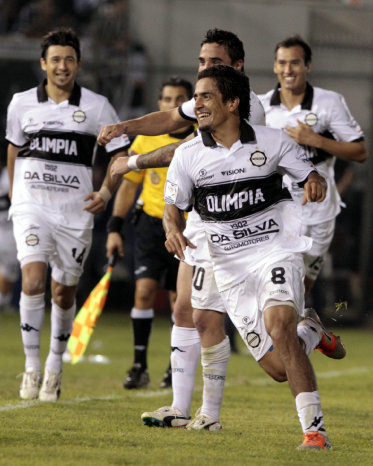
left=68, top=254, right=116, bottom=364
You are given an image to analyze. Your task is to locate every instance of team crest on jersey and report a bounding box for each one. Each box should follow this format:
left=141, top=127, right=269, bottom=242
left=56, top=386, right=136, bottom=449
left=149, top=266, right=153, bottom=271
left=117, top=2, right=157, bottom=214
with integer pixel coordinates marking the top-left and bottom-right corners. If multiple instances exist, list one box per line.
left=73, top=110, right=86, bottom=123
left=305, top=112, right=318, bottom=126
left=250, top=151, right=266, bottom=167
left=245, top=331, right=261, bottom=348
left=150, top=170, right=161, bottom=185
left=25, top=233, right=39, bottom=247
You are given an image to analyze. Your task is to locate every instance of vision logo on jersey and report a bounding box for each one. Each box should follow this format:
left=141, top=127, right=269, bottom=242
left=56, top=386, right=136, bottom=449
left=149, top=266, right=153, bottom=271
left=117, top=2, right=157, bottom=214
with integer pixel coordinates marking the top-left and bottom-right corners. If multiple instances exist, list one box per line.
left=221, top=168, right=246, bottom=176
left=30, top=137, right=78, bottom=156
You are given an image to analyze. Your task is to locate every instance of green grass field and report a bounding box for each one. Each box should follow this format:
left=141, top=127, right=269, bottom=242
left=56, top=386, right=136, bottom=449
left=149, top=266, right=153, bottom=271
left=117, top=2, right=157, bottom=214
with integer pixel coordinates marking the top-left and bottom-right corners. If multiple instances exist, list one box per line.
left=0, top=310, right=372, bottom=465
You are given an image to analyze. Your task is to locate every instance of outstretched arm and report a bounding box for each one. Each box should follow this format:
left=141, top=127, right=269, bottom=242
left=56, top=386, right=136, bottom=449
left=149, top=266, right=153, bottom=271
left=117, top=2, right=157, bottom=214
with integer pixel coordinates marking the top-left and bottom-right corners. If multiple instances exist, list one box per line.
left=97, top=106, right=188, bottom=146
left=110, top=133, right=195, bottom=177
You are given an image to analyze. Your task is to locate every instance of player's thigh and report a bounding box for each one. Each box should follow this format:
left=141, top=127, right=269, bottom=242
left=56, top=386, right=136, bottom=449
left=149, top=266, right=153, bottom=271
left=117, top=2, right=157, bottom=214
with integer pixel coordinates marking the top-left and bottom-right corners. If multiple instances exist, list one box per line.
left=302, top=219, right=335, bottom=282
left=257, top=252, right=305, bottom=319
left=191, top=261, right=226, bottom=313
left=221, top=280, right=273, bottom=362
left=12, top=211, right=54, bottom=265
left=51, top=225, right=92, bottom=286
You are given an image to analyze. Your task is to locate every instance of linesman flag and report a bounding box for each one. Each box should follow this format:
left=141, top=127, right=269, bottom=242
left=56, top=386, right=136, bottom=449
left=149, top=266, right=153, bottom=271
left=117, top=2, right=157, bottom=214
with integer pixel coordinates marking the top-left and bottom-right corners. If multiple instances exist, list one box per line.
left=68, top=253, right=117, bottom=364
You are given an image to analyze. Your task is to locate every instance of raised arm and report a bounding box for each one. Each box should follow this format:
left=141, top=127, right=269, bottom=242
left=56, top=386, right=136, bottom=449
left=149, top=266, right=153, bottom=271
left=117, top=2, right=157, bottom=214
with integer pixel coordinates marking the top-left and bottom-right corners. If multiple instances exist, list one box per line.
left=98, top=106, right=188, bottom=146
left=110, top=132, right=195, bottom=177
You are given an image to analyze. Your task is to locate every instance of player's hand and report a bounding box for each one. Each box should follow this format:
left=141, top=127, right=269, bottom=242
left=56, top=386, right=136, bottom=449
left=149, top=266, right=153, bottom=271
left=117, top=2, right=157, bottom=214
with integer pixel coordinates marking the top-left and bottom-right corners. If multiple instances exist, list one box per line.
left=83, top=192, right=107, bottom=214
left=97, top=122, right=126, bottom=146
left=284, top=120, right=320, bottom=147
left=110, top=156, right=131, bottom=178
left=165, top=230, right=196, bottom=260
left=302, top=172, right=327, bottom=205
left=106, top=232, right=124, bottom=258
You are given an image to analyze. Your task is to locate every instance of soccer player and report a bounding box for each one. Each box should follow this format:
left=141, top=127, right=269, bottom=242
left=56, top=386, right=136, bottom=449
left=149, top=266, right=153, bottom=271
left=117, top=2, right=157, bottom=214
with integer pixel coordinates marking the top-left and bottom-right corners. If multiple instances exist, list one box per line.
left=101, top=29, right=345, bottom=431
left=6, top=27, right=130, bottom=401
left=259, top=35, right=367, bottom=299
left=106, top=76, right=195, bottom=389
left=0, top=158, right=19, bottom=312
left=100, top=27, right=264, bottom=419
left=163, top=64, right=332, bottom=450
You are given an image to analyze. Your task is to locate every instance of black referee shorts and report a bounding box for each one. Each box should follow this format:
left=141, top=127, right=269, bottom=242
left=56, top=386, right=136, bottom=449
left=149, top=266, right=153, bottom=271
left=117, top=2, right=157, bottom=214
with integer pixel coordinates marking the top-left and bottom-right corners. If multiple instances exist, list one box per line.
left=134, top=212, right=179, bottom=291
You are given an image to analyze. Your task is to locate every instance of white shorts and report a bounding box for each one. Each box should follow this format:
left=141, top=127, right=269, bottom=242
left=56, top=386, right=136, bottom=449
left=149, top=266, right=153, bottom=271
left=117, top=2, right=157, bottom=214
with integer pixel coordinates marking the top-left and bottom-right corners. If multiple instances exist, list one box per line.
left=12, top=211, right=92, bottom=286
left=221, top=252, right=305, bottom=361
left=191, top=261, right=226, bottom=313
left=0, top=219, right=19, bottom=281
left=301, top=219, right=335, bottom=281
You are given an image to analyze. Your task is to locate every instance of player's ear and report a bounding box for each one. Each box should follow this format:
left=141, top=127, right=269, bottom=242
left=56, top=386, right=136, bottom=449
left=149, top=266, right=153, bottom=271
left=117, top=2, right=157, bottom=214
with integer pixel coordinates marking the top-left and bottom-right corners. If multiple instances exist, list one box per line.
left=40, top=57, right=47, bottom=71
left=229, top=97, right=239, bottom=112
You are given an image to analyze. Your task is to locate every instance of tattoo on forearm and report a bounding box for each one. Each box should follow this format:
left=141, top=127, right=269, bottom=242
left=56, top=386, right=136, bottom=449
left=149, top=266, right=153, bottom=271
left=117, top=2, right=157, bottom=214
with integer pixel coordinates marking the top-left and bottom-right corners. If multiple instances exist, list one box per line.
left=137, top=142, right=181, bottom=169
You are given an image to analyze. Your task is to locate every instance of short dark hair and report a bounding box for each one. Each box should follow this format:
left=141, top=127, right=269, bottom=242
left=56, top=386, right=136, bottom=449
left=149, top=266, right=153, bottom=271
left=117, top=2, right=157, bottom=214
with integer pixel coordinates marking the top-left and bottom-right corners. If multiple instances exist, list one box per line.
left=201, top=28, right=245, bottom=67
left=197, top=65, right=250, bottom=121
left=159, top=76, right=193, bottom=100
left=274, top=35, right=312, bottom=64
left=41, top=27, right=81, bottom=61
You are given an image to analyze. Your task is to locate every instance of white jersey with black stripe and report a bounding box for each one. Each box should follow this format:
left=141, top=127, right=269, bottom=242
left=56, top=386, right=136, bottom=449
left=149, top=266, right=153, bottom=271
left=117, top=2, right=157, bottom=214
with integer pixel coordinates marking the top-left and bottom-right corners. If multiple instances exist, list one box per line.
left=259, top=83, right=364, bottom=224
left=181, top=90, right=266, bottom=265
left=165, top=123, right=314, bottom=291
left=6, top=82, right=130, bottom=229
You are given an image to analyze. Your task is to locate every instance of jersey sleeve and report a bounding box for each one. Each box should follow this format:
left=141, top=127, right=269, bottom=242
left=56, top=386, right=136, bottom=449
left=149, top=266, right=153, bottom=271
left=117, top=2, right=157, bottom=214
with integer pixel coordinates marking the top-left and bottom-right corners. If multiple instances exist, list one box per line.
left=98, top=99, right=131, bottom=154
left=5, top=95, right=26, bottom=147
left=164, top=146, right=194, bottom=210
left=328, top=93, right=364, bottom=142
left=178, top=98, right=197, bottom=122
left=249, top=91, right=266, bottom=125
left=278, top=131, right=316, bottom=183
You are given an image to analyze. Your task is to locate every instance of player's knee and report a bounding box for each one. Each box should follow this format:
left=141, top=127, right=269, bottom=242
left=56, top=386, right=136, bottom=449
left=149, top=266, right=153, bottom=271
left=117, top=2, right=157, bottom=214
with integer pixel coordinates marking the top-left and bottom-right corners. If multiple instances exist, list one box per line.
left=173, top=297, right=193, bottom=326
left=22, top=276, right=45, bottom=295
left=52, top=285, right=76, bottom=309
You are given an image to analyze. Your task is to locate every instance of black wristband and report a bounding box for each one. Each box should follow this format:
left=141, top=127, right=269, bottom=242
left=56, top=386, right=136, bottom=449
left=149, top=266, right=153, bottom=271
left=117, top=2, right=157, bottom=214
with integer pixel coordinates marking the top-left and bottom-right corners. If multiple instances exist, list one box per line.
left=107, top=215, right=124, bottom=233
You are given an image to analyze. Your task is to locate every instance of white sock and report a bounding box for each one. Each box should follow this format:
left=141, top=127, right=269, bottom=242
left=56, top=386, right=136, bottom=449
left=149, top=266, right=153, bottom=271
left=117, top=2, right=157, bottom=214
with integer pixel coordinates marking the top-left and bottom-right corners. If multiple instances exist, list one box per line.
left=45, top=300, right=76, bottom=373
left=171, top=325, right=201, bottom=418
left=297, top=322, right=321, bottom=356
left=20, top=292, right=45, bottom=372
left=295, top=391, right=326, bottom=433
left=200, top=335, right=230, bottom=422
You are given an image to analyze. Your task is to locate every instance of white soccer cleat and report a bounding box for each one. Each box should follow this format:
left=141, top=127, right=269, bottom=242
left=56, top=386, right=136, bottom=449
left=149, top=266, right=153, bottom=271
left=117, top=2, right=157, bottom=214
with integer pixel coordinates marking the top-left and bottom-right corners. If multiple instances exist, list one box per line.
left=141, top=406, right=190, bottom=428
left=39, top=369, right=62, bottom=402
left=19, top=370, right=42, bottom=400
left=186, top=409, right=222, bottom=431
